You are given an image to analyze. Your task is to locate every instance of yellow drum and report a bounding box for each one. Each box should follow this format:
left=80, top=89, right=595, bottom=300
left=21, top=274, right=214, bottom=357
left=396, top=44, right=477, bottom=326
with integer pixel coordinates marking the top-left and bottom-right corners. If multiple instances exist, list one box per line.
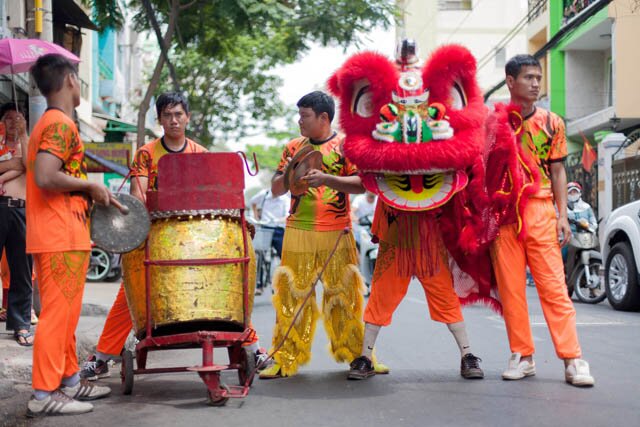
left=122, top=216, right=256, bottom=337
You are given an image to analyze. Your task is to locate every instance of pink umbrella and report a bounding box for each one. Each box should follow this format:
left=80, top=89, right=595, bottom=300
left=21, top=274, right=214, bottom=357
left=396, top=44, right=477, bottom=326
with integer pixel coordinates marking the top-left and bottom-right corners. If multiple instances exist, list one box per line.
left=0, top=38, right=80, bottom=107
left=0, top=38, right=80, bottom=74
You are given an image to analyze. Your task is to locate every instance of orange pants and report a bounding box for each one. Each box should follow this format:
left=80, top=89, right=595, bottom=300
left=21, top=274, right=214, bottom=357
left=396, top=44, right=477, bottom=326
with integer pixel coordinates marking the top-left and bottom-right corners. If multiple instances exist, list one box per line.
left=364, top=241, right=463, bottom=326
left=32, top=251, right=89, bottom=391
left=96, top=283, right=132, bottom=357
left=491, top=197, right=581, bottom=359
left=96, top=283, right=259, bottom=357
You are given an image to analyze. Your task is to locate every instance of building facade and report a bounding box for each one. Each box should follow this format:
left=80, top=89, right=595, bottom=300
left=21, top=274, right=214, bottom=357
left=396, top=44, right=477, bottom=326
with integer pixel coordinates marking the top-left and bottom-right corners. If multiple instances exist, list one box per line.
left=528, top=0, right=640, bottom=217
left=397, top=0, right=528, bottom=101
left=1, top=1, right=157, bottom=190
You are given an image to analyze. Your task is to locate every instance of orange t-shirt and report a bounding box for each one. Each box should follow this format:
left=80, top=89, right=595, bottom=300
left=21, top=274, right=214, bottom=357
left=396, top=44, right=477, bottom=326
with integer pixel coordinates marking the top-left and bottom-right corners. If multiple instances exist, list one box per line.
left=520, top=107, right=567, bottom=196
left=276, top=134, right=358, bottom=231
left=26, top=109, right=90, bottom=253
left=129, top=137, right=207, bottom=190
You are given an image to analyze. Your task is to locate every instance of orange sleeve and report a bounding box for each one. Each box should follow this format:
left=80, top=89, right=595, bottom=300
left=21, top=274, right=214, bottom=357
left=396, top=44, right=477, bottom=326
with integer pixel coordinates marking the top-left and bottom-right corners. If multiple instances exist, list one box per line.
left=549, top=114, right=567, bottom=162
left=38, top=122, right=76, bottom=162
left=343, top=155, right=358, bottom=176
left=130, top=147, right=151, bottom=177
left=276, top=140, right=296, bottom=174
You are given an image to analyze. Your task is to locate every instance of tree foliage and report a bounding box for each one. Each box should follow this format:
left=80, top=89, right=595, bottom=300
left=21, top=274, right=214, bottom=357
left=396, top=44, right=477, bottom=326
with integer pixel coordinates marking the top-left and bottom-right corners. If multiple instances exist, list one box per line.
left=87, top=0, right=398, bottom=146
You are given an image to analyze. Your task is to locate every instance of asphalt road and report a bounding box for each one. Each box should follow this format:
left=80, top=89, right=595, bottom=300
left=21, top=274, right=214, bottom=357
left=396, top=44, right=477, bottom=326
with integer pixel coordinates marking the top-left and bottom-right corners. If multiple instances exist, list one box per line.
left=20, top=282, right=640, bottom=427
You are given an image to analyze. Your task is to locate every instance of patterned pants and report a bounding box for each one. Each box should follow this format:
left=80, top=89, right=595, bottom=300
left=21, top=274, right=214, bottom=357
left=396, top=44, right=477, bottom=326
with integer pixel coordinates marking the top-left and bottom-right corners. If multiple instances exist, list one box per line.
left=270, top=228, right=365, bottom=377
left=32, top=251, right=89, bottom=391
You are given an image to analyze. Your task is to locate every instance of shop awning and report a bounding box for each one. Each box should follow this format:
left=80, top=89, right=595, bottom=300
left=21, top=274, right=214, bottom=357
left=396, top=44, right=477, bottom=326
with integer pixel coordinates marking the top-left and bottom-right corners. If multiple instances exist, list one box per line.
left=93, top=113, right=158, bottom=138
left=53, top=0, right=99, bottom=31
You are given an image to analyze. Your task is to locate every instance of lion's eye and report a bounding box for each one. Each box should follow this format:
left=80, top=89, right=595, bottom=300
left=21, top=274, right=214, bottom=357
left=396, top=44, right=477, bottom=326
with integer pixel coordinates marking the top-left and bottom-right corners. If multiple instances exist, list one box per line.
left=449, top=82, right=467, bottom=110
left=352, top=81, right=374, bottom=118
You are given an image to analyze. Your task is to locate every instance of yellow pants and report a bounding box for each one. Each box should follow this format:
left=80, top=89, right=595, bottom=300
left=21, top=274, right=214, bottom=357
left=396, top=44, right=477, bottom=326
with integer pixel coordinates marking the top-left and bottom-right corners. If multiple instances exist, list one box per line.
left=270, top=228, right=365, bottom=377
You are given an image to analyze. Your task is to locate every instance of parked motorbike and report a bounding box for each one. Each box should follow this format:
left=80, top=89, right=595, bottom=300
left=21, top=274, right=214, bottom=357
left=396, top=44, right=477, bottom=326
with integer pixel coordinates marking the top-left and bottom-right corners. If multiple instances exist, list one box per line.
left=565, top=218, right=605, bottom=304
left=356, top=215, right=378, bottom=296
left=86, top=243, right=122, bottom=282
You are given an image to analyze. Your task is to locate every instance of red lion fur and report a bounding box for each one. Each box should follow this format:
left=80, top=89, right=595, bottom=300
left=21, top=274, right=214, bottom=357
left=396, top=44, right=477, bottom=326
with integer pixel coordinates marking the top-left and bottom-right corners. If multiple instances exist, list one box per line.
left=329, top=45, right=487, bottom=173
left=485, top=103, right=541, bottom=240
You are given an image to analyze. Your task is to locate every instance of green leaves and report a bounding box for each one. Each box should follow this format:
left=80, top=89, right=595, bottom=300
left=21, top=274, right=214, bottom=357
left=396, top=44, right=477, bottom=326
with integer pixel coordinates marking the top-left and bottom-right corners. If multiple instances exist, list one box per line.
left=91, top=0, right=396, bottom=145
left=81, top=0, right=125, bottom=30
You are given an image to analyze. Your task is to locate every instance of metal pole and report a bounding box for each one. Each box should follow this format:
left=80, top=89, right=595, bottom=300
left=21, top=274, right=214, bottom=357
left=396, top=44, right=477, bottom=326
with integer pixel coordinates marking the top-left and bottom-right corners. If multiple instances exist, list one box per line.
left=27, top=0, right=52, bottom=133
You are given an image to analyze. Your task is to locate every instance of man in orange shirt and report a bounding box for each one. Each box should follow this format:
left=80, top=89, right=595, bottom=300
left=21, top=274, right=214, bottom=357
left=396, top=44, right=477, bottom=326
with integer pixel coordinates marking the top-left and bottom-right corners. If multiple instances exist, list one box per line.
left=259, top=91, right=384, bottom=379
left=26, top=54, right=112, bottom=417
left=81, top=92, right=206, bottom=380
left=487, top=54, right=594, bottom=387
left=81, top=92, right=270, bottom=380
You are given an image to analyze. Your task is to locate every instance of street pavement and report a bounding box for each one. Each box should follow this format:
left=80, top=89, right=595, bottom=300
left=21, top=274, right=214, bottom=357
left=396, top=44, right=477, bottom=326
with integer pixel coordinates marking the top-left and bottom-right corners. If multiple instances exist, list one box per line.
left=2, top=279, right=640, bottom=427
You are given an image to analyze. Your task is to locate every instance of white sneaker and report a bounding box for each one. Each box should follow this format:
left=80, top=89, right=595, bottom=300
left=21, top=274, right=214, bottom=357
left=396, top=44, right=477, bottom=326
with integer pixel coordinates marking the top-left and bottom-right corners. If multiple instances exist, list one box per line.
left=27, top=390, right=93, bottom=417
left=60, top=379, right=111, bottom=401
left=565, top=359, right=595, bottom=387
left=502, top=353, right=536, bottom=380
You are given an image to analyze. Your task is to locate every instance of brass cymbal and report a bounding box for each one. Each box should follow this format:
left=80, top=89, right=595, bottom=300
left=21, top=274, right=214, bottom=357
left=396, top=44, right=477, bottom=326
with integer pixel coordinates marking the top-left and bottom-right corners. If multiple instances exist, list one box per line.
left=289, top=151, right=323, bottom=196
left=283, top=144, right=314, bottom=190
left=283, top=146, right=324, bottom=196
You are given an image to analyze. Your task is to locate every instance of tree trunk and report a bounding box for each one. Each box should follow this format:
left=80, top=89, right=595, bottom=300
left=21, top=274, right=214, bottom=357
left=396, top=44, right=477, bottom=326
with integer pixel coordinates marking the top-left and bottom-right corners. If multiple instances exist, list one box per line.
left=140, top=0, right=180, bottom=92
left=135, top=0, right=179, bottom=152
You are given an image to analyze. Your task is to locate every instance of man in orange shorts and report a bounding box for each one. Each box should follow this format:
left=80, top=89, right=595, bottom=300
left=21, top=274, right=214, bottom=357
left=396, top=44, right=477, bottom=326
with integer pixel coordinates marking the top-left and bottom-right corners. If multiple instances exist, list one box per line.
left=26, top=54, right=112, bottom=417
left=487, top=54, right=594, bottom=387
left=81, top=92, right=269, bottom=380
left=348, top=202, right=484, bottom=380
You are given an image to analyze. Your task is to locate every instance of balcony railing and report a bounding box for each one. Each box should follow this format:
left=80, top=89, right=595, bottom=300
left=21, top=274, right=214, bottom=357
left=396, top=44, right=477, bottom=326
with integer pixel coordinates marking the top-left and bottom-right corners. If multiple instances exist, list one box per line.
left=528, top=0, right=548, bottom=22
left=563, top=0, right=599, bottom=25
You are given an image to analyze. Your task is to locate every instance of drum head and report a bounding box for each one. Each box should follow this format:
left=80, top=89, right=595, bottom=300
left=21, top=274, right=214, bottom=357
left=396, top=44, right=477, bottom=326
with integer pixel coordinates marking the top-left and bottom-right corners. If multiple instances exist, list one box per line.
left=90, top=193, right=150, bottom=253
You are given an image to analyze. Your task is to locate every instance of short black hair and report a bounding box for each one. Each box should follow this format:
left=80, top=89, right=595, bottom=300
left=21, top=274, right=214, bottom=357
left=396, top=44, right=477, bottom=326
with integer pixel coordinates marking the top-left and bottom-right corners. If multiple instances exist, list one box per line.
left=297, top=91, right=335, bottom=122
left=0, top=103, right=23, bottom=120
left=30, top=54, right=78, bottom=97
left=505, top=54, right=541, bottom=79
left=155, top=92, right=190, bottom=118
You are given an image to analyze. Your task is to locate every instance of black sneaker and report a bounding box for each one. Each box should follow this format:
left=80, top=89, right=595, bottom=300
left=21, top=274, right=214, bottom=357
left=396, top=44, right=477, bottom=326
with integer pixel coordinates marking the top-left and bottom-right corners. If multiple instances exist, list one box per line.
left=348, top=356, right=375, bottom=380
left=80, top=355, right=110, bottom=381
left=461, top=353, right=484, bottom=379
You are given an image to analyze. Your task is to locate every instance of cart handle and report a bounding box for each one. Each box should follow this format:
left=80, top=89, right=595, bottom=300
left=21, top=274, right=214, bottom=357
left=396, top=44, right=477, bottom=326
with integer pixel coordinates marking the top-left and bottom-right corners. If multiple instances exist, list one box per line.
left=237, top=151, right=259, bottom=176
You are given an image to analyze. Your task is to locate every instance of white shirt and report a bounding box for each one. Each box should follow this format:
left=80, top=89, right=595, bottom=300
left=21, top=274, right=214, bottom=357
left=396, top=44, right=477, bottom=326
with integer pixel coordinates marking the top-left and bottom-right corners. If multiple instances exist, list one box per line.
left=250, top=189, right=289, bottom=228
left=352, top=194, right=376, bottom=220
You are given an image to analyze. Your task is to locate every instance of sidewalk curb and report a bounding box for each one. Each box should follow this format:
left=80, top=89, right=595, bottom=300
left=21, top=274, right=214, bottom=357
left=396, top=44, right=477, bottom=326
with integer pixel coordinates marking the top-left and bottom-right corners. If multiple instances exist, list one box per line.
left=0, top=303, right=109, bottom=384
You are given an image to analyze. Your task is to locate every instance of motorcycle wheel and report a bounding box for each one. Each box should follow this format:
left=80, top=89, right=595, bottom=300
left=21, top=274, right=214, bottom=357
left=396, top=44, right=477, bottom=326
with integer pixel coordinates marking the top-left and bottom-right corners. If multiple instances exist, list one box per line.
left=86, top=247, right=111, bottom=282
left=572, top=259, right=606, bottom=304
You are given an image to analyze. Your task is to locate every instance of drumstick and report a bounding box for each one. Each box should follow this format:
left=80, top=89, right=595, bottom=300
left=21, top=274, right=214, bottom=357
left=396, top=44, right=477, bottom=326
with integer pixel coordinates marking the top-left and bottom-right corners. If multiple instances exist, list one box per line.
left=109, top=195, right=130, bottom=215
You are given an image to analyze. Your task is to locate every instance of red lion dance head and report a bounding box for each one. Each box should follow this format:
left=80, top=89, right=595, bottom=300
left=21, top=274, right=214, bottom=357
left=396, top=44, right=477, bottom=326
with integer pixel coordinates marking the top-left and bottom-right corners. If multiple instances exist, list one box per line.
left=329, top=43, right=500, bottom=312
left=328, top=43, right=487, bottom=212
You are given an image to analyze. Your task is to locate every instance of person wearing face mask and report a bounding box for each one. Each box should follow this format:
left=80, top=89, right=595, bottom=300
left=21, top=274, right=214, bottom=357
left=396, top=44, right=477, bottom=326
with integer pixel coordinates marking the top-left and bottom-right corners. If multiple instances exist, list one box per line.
left=566, top=182, right=597, bottom=234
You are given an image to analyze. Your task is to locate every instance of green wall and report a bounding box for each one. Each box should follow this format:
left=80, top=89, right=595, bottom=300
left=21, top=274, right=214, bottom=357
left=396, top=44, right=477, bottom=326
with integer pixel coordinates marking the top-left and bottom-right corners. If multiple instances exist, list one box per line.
left=549, top=0, right=609, bottom=119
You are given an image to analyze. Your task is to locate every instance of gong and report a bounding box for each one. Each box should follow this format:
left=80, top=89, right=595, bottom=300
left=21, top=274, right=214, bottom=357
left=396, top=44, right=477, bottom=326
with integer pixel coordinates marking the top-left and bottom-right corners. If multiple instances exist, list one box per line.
left=90, top=193, right=150, bottom=253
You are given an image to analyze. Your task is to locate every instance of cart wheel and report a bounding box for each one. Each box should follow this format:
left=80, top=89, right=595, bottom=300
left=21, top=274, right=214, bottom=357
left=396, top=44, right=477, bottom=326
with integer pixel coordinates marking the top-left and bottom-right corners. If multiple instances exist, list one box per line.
left=238, top=347, right=256, bottom=387
left=121, top=350, right=135, bottom=395
left=207, top=383, right=229, bottom=407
